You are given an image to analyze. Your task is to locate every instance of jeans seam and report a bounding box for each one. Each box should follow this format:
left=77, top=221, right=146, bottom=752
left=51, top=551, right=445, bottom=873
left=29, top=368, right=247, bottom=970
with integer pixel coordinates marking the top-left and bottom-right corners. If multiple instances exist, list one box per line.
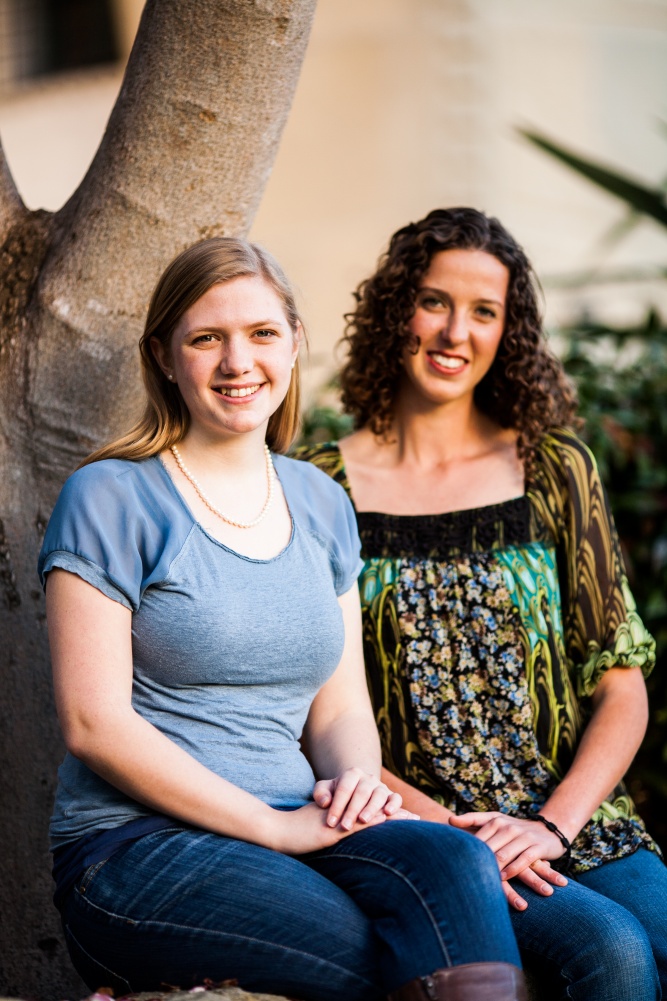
left=73, top=892, right=378, bottom=990
left=316, top=851, right=452, bottom=967
left=64, top=921, right=132, bottom=993
left=79, top=859, right=109, bottom=894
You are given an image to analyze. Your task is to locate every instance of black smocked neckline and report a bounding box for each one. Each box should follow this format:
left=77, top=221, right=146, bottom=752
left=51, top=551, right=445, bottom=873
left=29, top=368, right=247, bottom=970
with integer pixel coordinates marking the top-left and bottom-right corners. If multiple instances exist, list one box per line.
left=324, top=443, right=532, bottom=558
left=355, top=498, right=532, bottom=559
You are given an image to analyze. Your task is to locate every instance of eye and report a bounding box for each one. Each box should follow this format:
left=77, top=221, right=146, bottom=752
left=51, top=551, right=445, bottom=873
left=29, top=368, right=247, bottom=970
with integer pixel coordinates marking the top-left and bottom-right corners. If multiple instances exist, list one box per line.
left=418, top=294, right=447, bottom=311
left=191, top=332, right=217, bottom=344
left=253, top=328, right=277, bottom=339
left=476, top=305, right=498, bottom=320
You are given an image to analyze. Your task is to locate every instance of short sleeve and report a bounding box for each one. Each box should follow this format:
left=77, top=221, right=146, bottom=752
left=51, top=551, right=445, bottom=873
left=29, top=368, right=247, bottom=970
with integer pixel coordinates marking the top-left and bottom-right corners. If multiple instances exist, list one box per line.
left=38, top=459, right=187, bottom=611
left=330, top=486, right=364, bottom=595
left=273, top=454, right=363, bottom=596
left=538, top=431, right=655, bottom=697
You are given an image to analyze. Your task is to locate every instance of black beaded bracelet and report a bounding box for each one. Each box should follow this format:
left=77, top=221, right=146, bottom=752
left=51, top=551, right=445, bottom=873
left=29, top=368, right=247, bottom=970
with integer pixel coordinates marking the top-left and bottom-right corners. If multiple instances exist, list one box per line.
left=531, top=814, right=572, bottom=875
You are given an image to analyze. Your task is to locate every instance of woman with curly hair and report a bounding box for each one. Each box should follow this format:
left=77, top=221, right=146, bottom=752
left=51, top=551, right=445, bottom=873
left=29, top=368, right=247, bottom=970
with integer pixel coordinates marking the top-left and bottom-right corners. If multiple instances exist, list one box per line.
left=297, top=207, right=666, bottom=1000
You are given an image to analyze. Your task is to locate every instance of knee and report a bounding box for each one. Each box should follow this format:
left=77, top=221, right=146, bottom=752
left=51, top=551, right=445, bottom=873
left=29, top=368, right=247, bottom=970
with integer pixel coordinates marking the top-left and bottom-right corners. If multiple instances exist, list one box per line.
left=398, top=821, right=501, bottom=888
left=565, top=910, right=658, bottom=999
left=598, top=920, right=657, bottom=994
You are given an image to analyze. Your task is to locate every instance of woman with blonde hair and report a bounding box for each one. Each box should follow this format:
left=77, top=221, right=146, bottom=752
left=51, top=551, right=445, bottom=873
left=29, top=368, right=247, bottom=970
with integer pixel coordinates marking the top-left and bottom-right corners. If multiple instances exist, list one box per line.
left=40, top=236, right=527, bottom=1001
left=298, top=207, right=666, bottom=1000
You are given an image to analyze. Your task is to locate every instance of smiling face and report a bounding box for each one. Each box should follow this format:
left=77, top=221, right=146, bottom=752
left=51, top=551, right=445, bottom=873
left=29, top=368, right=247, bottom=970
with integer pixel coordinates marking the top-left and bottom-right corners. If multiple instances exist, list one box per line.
left=152, top=276, right=300, bottom=444
left=399, top=248, right=509, bottom=415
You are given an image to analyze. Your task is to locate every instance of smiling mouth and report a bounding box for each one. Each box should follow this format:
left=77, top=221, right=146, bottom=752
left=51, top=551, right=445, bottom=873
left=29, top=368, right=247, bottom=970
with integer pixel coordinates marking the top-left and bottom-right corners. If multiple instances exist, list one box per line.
left=214, top=384, right=263, bottom=399
left=429, top=353, right=468, bottom=371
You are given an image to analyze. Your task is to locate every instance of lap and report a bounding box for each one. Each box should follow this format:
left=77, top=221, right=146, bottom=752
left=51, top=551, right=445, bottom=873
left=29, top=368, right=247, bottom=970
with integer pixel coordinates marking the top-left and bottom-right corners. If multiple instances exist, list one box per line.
left=62, top=819, right=519, bottom=997
left=63, top=825, right=381, bottom=1000
left=306, top=820, right=521, bottom=976
left=576, top=848, right=667, bottom=941
left=510, top=849, right=663, bottom=1001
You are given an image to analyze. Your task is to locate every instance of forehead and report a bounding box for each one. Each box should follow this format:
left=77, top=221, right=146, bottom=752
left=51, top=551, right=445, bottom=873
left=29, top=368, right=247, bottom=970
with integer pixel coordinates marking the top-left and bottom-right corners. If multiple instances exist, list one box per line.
left=421, top=248, right=509, bottom=298
left=178, top=275, right=289, bottom=331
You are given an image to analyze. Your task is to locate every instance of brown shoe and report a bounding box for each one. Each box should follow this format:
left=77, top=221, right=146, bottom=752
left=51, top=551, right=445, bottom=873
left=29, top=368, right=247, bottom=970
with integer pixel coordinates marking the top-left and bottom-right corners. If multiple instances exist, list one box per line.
left=388, top=962, right=528, bottom=1001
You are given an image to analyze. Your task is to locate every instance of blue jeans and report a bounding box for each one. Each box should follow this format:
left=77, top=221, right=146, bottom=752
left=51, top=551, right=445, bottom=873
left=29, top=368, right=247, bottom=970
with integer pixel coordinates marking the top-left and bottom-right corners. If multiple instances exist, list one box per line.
left=59, top=820, right=520, bottom=999
left=511, top=848, right=666, bottom=1000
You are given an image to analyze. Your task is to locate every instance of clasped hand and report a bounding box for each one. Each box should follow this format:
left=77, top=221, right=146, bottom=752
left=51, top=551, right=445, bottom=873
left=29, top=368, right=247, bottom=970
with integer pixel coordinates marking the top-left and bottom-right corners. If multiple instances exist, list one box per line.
left=450, top=811, right=568, bottom=910
left=273, top=768, right=419, bottom=855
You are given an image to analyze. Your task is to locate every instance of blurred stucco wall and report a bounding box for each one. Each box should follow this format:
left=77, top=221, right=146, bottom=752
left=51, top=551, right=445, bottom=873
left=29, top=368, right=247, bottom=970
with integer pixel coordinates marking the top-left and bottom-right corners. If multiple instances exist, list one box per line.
left=1, top=0, right=666, bottom=395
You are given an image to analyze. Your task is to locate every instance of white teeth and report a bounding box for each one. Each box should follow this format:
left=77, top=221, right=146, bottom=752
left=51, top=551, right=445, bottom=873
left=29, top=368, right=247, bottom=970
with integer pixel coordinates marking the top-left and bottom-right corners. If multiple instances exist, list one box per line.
left=433, top=354, right=466, bottom=369
left=220, top=385, right=261, bottom=398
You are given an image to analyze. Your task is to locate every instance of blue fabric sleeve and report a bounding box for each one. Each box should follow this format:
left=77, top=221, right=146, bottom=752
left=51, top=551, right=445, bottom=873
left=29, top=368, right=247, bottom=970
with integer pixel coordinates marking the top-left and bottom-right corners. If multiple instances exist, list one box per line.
left=273, top=455, right=363, bottom=595
left=332, top=488, right=365, bottom=595
left=38, top=458, right=191, bottom=611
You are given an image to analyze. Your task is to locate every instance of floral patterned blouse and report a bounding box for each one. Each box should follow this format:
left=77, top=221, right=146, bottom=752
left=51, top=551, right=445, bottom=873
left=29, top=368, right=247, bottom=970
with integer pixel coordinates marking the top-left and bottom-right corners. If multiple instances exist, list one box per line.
left=295, top=429, right=658, bottom=872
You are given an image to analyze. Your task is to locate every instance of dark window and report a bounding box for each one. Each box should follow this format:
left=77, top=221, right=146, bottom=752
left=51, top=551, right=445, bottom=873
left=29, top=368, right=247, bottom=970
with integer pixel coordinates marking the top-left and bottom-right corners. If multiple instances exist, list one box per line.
left=44, top=0, right=118, bottom=73
left=0, top=0, right=119, bottom=91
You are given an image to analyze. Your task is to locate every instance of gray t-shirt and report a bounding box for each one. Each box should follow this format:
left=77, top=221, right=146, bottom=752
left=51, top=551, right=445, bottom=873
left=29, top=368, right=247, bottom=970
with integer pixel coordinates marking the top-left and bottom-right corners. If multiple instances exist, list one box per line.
left=39, top=453, right=362, bottom=848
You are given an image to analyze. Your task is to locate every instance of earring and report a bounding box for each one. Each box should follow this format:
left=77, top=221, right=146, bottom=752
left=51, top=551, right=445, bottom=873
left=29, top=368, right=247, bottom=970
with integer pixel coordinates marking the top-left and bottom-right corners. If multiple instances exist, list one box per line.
left=167, top=374, right=173, bottom=381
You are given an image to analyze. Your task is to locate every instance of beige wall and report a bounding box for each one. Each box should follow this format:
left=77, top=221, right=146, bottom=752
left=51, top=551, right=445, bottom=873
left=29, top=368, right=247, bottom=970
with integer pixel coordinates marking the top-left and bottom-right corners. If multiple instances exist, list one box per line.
left=1, top=0, right=665, bottom=395
left=249, top=0, right=667, bottom=391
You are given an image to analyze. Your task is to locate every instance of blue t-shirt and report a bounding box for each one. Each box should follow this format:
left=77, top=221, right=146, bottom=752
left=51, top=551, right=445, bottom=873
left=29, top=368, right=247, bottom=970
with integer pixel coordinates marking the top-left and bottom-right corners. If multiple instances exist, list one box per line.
left=39, top=452, right=362, bottom=849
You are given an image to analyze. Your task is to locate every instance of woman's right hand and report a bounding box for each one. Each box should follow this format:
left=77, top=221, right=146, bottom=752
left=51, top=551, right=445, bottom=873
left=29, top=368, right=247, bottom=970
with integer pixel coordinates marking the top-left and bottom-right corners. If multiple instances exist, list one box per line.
left=504, top=859, right=567, bottom=911
left=449, top=812, right=568, bottom=910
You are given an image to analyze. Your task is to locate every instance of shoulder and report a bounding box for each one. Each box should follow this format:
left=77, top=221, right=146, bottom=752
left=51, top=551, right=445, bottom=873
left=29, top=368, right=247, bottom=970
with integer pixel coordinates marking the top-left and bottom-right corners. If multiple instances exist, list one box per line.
left=534, top=428, right=601, bottom=496
left=59, top=455, right=191, bottom=513
left=275, top=451, right=351, bottom=516
left=291, top=441, right=346, bottom=481
left=538, top=428, right=597, bottom=471
left=58, top=457, right=154, bottom=505
left=40, top=456, right=192, bottom=605
left=530, top=428, right=609, bottom=541
left=275, top=452, right=361, bottom=595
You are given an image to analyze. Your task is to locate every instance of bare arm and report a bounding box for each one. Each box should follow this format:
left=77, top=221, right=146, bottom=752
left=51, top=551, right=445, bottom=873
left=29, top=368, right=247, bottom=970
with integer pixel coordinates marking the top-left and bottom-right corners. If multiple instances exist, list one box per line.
left=47, top=569, right=390, bottom=855
left=538, top=665, right=648, bottom=841
left=304, top=586, right=405, bottom=828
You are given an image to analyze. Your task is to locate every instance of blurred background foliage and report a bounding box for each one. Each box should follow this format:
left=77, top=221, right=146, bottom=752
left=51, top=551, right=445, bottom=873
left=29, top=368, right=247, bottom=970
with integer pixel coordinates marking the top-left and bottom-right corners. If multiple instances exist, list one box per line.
left=561, top=312, right=667, bottom=852
left=527, top=127, right=667, bottom=853
left=298, top=130, right=667, bottom=853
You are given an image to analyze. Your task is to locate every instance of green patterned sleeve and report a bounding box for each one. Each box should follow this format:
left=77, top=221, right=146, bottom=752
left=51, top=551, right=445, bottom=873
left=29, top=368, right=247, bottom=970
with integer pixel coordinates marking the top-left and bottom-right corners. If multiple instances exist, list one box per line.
left=541, top=430, right=655, bottom=698
left=291, top=442, right=351, bottom=497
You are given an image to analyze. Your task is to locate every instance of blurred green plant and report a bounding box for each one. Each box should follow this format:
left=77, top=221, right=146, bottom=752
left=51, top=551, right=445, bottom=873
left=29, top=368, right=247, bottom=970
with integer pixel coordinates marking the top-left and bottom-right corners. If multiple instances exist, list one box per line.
left=299, top=375, right=353, bottom=445
left=518, top=127, right=667, bottom=231
left=558, top=312, right=667, bottom=851
left=519, top=126, right=667, bottom=848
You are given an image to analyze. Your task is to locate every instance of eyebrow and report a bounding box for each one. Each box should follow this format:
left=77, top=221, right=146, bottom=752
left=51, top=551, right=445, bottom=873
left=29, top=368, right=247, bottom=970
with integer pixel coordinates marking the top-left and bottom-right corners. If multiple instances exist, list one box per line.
left=188, top=318, right=287, bottom=334
left=419, top=286, right=504, bottom=307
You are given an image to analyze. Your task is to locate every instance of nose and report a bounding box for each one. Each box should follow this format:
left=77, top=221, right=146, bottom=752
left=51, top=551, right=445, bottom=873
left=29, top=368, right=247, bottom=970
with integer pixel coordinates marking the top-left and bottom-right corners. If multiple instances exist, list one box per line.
left=441, top=308, right=468, bottom=346
left=219, top=334, right=253, bottom=376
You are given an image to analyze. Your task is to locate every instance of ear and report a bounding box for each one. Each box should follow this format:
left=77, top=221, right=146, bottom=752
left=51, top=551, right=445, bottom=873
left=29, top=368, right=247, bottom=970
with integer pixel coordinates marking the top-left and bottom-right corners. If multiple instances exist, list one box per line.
left=150, top=336, right=174, bottom=382
left=291, top=321, right=305, bottom=366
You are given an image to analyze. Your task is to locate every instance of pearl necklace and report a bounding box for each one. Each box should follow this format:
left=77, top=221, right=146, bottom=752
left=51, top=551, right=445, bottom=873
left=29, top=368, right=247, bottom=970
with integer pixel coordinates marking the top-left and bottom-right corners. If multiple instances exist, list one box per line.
left=170, top=443, right=275, bottom=529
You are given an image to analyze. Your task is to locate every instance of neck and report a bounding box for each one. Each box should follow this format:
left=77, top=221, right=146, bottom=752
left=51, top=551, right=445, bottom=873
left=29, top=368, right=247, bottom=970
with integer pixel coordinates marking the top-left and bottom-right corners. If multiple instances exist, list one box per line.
left=176, top=424, right=270, bottom=473
left=390, top=391, right=493, bottom=467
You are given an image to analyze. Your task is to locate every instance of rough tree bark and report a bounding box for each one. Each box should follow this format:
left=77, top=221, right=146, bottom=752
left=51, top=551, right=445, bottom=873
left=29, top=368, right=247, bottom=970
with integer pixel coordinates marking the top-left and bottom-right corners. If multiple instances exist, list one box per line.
left=0, top=1, right=317, bottom=996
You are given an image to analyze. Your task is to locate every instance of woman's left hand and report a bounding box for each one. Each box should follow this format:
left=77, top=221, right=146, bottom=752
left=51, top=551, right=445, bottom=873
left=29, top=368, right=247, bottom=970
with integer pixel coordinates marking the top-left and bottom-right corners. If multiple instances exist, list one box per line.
left=313, top=768, right=408, bottom=829
left=450, top=811, right=566, bottom=880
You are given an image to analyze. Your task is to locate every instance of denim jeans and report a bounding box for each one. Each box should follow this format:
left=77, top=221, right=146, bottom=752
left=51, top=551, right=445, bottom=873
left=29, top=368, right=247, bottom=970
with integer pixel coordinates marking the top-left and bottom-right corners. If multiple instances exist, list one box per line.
left=512, top=848, right=666, bottom=1000
left=59, top=819, right=520, bottom=1000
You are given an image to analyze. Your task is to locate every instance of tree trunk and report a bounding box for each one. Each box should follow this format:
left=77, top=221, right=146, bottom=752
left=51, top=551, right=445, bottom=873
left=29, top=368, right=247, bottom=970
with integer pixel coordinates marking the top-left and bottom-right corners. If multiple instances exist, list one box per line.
left=0, top=2, right=317, bottom=996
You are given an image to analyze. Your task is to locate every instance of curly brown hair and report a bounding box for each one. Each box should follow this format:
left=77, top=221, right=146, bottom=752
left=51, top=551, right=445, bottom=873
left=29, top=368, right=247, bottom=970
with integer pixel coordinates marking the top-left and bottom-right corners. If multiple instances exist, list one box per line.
left=340, top=207, right=578, bottom=465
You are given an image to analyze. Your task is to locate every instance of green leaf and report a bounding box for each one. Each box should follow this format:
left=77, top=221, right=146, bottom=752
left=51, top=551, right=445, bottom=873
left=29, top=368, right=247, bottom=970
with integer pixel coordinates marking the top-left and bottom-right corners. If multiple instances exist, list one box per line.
left=518, top=128, right=667, bottom=228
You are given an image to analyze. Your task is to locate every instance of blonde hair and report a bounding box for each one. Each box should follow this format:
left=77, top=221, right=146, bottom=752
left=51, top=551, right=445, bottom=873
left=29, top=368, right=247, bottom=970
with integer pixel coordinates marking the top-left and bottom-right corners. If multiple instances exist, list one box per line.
left=81, top=238, right=304, bottom=466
